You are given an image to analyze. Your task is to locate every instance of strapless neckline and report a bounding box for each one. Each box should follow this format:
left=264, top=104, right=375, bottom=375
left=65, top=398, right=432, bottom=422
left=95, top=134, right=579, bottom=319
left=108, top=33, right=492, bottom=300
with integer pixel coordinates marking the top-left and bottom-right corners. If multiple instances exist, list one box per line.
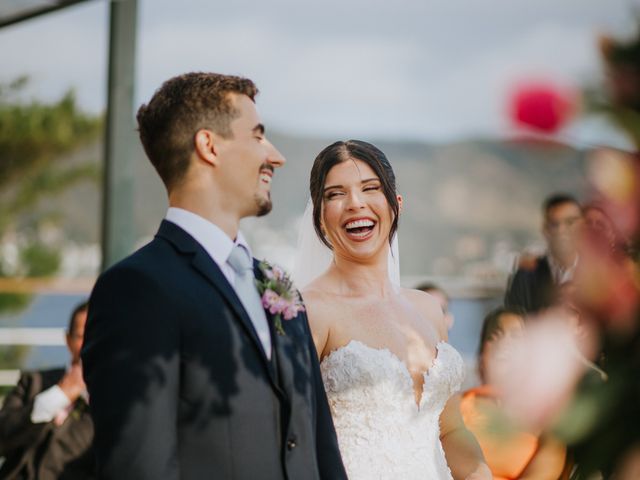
left=322, top=339, right=449, bottom=409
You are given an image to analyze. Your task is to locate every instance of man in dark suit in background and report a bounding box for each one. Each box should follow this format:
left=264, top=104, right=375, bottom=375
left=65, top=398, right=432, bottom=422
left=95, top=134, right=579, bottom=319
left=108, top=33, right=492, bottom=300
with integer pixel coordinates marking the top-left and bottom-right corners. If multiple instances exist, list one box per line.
left=0, top=301, right=94, bottom=479
left=81, top=72, right=346, bottom=480
left=505, top=193, right=584, bottom=314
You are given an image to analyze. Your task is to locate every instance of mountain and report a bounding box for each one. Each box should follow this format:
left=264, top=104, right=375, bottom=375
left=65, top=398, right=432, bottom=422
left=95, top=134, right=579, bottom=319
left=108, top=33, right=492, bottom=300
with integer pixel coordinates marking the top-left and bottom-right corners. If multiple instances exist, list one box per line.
left=36, top=132, right=590, bottom=289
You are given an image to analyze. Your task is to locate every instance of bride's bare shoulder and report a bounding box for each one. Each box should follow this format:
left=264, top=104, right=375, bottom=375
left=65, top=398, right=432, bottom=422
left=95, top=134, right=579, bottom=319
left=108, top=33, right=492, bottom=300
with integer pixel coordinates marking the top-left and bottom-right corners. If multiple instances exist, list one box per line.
left=301, top=277, right=339, bottom=317
left=402, top=288, right=447, bottom=338
left=302, top=278, right=333, bottom=312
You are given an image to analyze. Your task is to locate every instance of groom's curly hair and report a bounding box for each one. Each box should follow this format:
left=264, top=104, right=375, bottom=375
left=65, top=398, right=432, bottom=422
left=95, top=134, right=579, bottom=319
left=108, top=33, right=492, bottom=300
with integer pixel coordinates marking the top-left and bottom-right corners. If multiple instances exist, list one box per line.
left=136, top=72, right=258, bottom=190
left=309, top=140, right=400, bottom=250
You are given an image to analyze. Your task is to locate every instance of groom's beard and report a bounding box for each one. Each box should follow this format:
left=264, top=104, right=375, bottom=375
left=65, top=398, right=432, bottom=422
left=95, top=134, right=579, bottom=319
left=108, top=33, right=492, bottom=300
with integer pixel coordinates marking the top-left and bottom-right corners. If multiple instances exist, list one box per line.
left=255, top=163, right=274, bottom=217
left=255, top=193, right=272, bottom=217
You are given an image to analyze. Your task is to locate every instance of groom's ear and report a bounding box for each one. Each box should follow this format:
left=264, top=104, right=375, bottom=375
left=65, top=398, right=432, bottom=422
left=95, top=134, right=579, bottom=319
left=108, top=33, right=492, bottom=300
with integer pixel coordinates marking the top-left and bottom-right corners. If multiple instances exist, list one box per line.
left=194, top=129, right=220, bottom=167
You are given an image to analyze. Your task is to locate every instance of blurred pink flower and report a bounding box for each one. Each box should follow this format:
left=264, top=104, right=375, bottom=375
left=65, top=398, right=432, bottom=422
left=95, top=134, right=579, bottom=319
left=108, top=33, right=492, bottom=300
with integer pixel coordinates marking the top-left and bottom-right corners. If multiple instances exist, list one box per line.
left=271, top=265, right=285, bottom=281
left=257, top=262, right=306, bottom=336
left=283, top=303, right=303, bottom=321
left=508, top=82, right=578, bottom=134
left=261, top=289, right=279, bottom=310
left=486, top=311, right=597, bottom=430
left=587, top=148, right=640, bottom=239
left=574, top=236, right=639, bottom=335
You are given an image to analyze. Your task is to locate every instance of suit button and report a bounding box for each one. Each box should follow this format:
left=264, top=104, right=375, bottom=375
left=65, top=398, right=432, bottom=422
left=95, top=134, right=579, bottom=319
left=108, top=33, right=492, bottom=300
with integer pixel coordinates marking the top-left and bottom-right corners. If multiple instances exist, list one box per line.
left=287, top=438, right=297, bottom=450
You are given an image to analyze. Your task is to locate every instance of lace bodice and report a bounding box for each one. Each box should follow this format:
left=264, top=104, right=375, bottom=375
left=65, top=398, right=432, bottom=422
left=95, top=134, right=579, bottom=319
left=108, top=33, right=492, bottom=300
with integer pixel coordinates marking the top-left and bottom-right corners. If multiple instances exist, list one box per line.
left=321, top=340, right=465, bottom=479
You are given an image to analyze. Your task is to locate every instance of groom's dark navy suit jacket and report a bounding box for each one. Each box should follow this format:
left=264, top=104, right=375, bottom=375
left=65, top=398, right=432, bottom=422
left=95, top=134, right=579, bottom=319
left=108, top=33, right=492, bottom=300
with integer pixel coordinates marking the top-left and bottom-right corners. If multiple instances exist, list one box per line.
left=81, top=221, right=346, bottom=480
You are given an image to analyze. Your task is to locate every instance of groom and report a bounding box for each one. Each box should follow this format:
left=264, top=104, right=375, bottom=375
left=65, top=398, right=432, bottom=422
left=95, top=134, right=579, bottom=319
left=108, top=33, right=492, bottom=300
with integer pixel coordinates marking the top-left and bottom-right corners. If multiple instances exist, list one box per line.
left=81, top=72, right=346, bottom=480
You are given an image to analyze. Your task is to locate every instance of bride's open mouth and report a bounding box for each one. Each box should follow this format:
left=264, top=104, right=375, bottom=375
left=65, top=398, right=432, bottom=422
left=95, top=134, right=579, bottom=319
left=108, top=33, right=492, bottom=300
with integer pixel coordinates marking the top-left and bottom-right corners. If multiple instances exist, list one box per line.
left=343, top=217, right=376, bottom=241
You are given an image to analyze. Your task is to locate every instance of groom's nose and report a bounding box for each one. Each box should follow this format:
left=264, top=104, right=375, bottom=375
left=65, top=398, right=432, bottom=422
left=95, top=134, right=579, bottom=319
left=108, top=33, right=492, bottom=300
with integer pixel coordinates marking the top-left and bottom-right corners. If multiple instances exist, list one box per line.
left=265, top=139, right=286, bottom=168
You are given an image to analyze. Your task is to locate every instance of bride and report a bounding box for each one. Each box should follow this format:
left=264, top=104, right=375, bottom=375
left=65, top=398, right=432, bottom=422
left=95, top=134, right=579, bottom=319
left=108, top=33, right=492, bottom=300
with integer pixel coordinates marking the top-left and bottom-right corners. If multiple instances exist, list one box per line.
left=294, top=140, right=491, bottom=480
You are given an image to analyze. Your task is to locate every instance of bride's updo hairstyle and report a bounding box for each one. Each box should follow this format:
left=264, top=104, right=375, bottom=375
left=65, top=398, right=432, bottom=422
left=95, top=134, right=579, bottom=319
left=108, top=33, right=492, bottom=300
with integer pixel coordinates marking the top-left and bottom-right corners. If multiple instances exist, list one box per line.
left=309, top=140, right=399, bottom=250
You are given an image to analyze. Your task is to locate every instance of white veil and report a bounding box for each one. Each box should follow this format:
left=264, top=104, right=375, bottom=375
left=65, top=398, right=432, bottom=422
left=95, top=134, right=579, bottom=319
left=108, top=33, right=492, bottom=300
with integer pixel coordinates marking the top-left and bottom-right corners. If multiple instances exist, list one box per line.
left=291, top=199, right=401, bottom=290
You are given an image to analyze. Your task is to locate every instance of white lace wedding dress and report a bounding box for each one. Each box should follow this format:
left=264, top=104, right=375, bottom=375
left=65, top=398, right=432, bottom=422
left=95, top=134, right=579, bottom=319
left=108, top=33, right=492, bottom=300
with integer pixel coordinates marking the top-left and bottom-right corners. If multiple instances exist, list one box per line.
left=320, top=339, right=465, bottom=479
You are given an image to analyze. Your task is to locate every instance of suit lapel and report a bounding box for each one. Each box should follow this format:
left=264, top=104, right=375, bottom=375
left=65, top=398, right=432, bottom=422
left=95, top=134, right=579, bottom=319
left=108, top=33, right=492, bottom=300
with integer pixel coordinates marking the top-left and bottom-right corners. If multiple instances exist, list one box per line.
left=156, top=221, right=283, bottom=395
left=254, top=262, right=301, bottom=410
left=270, top=315, right=296, bottom=404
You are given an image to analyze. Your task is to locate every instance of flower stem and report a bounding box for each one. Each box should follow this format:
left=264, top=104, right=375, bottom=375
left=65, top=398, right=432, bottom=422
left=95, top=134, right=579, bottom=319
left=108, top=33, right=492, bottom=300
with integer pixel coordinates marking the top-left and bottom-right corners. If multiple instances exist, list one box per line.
left=274, top=314, right=286, bottom=336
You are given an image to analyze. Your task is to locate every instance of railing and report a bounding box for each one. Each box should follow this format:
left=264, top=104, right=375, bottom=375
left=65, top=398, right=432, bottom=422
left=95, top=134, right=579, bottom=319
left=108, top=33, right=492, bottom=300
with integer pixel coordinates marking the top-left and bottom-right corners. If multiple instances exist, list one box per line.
left=0, top=328, right=67, bottom=386
left=0, top=274, right=505, bottom=387
left=0, top=277, right=92, bottom=387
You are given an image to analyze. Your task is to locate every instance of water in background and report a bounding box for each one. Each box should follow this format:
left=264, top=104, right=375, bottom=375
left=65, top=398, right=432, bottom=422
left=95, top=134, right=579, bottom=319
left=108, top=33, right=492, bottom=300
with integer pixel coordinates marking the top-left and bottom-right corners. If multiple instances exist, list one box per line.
left=1, top=294, right=501, bottom=386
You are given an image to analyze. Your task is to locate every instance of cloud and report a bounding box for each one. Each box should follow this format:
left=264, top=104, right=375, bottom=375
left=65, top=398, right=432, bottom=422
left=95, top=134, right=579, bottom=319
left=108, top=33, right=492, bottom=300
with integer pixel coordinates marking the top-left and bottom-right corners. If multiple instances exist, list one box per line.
left=400, top=21, right=602, bottom=140
left=0, top=1, right=107, bottom=111
left=0, top=0, right=634, bottom=143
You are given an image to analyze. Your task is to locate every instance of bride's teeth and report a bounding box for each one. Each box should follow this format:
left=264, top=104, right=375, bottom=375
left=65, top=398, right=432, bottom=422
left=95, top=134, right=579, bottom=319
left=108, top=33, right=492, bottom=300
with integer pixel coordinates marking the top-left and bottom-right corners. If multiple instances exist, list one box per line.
left=345, top=219, right=375, bottom=229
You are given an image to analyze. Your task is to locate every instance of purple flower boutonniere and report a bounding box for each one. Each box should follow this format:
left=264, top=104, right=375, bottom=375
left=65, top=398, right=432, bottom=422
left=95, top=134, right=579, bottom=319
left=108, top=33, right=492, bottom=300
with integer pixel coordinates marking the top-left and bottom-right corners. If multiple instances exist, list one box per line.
left=256, top=261, right=305, bottom=336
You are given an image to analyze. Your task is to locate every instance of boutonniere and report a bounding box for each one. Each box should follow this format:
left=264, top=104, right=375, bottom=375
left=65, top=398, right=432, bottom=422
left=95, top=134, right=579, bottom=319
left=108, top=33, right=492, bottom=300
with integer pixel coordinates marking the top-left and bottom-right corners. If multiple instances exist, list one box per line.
left=255, top=261, right=305, bottom=336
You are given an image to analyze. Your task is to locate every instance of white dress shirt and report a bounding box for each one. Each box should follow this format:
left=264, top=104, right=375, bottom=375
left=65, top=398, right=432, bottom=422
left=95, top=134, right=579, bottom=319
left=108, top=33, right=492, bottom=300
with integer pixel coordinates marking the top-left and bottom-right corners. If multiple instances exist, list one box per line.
left=30, top=370, right=89, bottom=424
left=31, top=384, right=71, bottom=424
left=548, top=253, right=579, bottom=285
left=165, top=207, right=272, bottom=359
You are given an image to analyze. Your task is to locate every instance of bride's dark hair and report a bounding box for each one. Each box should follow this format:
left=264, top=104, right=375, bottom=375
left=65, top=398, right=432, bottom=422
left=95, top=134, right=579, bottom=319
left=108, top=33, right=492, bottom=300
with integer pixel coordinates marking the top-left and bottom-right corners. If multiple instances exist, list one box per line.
left=309, top=140, right=399, bottom=249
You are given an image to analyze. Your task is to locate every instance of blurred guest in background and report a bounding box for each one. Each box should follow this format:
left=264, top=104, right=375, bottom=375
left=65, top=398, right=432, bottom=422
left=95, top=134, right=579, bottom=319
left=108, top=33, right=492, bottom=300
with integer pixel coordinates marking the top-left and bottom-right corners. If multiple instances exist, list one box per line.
left=583, top=203, right=620, bottom=251
left=583, top=202, right=632, bottom=257
left=417, top=282, right=455, bottom=329
left=505, top=193, right=583, bottom=314
left=460, top=307, right=567, bottom=480
left=0, top=301, right=94, bottom=480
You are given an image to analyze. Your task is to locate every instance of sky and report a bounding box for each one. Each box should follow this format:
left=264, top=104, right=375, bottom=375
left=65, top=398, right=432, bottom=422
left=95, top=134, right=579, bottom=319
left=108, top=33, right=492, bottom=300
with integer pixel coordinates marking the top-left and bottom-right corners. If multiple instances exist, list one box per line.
left=0, top=0, right=638, bottom=145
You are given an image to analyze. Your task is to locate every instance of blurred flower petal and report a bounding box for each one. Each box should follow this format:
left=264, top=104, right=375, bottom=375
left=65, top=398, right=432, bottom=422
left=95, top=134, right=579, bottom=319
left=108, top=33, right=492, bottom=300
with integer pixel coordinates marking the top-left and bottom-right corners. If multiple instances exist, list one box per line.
left=508, top=82, right=578, bottom=134
left=486, top=311, right=596, bottom=430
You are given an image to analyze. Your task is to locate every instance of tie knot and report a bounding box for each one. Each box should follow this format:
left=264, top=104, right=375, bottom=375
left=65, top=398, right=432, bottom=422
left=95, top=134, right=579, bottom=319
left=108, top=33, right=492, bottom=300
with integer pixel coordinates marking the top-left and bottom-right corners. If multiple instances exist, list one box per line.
left=227, top=244, right=253, bottom=274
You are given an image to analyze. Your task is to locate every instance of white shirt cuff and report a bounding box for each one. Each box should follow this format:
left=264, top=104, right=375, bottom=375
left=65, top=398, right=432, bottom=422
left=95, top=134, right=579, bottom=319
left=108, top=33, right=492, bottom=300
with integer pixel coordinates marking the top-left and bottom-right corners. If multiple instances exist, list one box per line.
left=31, top=385, right=71, bottom=423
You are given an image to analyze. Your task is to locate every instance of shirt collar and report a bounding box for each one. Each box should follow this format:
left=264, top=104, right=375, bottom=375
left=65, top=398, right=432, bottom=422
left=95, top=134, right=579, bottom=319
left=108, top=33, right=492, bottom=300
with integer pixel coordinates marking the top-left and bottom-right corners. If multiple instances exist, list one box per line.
left=165, top=207, right=253, bottom=267
left=547, top=253, right=579, bottom=285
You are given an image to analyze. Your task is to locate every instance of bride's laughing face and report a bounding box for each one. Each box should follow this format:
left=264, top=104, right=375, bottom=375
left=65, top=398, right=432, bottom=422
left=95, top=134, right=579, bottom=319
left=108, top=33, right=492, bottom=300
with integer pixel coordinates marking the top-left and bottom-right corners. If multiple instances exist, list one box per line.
left=321, top=158, right=401, bottom=262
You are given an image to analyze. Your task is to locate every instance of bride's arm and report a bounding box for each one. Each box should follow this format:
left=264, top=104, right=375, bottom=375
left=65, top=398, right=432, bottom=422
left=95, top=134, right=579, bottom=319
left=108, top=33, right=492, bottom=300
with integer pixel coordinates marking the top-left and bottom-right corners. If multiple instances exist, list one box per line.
left=408, top=290, right=491, bottom=479
left=440, top=395, right=492, bottom=480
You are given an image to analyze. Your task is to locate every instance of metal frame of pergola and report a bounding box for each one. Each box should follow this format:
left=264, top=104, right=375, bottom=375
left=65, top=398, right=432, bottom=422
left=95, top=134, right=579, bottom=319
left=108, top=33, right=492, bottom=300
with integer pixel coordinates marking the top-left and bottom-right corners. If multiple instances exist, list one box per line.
left=1, top=0, right=138, bottom=271
left=0, top=0, right=137, bottom=386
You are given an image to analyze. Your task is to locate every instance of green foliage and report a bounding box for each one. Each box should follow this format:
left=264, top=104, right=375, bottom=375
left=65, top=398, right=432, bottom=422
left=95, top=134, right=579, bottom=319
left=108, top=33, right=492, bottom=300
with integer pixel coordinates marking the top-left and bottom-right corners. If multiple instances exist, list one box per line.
left=0, top=346, right=31, bottom=387
left=0, top=79, right=102, bottom=232
left=0, top=345, right=30, bottom=369
left=19, top=241, right=61, bottom=277
left=568, top=20, right=640, bottom=479
left=584, top=87, right=640, bottom=150
left=0, top=77, right=102, bottom=322
left=588, top=22, right=640, bottom=149
left=0, top=293, right=31, bottom=314
left=0, top=82, right=102, bottom=189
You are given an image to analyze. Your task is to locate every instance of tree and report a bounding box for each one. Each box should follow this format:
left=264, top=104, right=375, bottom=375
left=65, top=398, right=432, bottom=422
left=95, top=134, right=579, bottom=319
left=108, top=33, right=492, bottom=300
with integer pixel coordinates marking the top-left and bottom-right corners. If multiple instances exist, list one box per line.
left=0, top=77, right=103, bottom=371
left=0, top=76, right=102, bottom=233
